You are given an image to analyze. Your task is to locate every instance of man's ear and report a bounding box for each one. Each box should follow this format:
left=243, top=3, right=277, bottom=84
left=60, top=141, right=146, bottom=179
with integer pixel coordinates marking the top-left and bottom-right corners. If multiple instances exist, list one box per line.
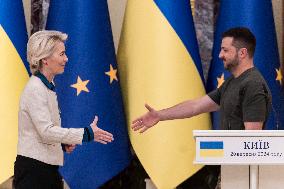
left=239, top=48, right=248, bottom=58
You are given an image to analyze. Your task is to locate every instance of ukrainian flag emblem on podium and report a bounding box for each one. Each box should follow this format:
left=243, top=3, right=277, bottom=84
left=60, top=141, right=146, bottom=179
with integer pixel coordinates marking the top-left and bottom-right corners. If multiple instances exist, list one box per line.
left=200, top=141, right=224, bottom=157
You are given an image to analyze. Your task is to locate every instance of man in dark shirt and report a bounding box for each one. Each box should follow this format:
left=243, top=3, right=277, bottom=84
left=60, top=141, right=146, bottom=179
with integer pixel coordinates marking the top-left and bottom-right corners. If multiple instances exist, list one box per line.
left=131, top=27, right=271, bottom=132
left=208, top=67, right=271, bottom=130
left=131, top=27, right=271, bottom=189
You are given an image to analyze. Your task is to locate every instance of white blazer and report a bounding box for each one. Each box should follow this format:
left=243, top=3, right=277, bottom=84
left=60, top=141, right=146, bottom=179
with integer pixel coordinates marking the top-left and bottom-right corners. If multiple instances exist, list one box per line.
left=17, top=76, right=84, bottom=166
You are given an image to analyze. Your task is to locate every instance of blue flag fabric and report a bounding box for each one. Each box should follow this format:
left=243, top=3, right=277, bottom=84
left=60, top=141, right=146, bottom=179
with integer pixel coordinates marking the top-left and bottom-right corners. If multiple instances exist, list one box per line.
left=46, top=1, right=131, bottom=188
left=154, top=0, right=205, bottom=83
left=0, top=0, right=29, bottom=71
left=206, top=0, right=284, bottom=130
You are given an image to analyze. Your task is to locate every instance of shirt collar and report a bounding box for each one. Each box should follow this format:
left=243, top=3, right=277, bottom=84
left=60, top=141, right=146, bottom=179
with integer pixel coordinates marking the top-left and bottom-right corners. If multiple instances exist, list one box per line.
left=35, top=72, right=56, bottom=91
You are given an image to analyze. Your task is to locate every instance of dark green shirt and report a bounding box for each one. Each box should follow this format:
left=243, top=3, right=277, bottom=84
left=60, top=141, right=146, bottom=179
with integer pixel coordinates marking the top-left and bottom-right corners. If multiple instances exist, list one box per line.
left=208, top=67, right=271, bottom=130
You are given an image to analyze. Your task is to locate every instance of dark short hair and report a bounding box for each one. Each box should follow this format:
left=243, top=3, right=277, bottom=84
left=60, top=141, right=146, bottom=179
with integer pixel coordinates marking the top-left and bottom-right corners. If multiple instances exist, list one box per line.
left=222, top=27, right=256, bottom=58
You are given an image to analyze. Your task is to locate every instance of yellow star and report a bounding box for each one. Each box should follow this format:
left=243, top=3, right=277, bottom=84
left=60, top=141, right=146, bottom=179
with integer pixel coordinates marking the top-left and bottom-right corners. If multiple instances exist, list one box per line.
left=217, top=73, right=225, bottom=88
left=71, top=76, right=90, bottom=96
left=276, top=68, right=283, bottom=85
left=105, top=64, right=118, bottom=84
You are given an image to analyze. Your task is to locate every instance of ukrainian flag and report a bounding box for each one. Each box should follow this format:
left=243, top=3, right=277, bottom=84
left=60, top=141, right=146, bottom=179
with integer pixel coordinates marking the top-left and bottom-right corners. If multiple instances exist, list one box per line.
left=207, top=0, right=284, bottom=130
left=118, top=0, right=211, bottom=188
left=0, top=0, right=29, bottom=183
left=46, top=1, right=131, bottom=188
left=0, top=1, right=29, bottom=183
left=200, top=141, right=224, bottom=157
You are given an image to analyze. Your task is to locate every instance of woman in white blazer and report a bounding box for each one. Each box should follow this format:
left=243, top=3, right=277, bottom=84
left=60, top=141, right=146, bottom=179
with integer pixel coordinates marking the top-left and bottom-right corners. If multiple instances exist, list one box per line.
left=13, top=30, right=114, bottom=189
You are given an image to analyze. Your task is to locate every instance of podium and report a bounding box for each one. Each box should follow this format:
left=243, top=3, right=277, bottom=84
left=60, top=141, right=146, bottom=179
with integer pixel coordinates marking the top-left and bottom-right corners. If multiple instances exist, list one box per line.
left=193, top=130, right=284, bottom=189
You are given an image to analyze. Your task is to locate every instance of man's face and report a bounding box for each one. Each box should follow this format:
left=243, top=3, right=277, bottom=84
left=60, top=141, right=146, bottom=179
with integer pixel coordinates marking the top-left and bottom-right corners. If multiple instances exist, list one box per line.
left=219, top=37, right=239, bottom=71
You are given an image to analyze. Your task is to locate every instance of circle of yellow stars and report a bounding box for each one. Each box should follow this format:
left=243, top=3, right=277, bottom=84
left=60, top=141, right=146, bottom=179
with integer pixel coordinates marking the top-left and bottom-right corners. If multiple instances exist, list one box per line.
left=71, top=64, right=118, bottom=96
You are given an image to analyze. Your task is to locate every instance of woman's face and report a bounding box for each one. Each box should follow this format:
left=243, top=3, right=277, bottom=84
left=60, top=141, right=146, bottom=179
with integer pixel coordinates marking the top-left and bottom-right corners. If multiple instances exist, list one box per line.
left=44, top=41, right=68, bottom=76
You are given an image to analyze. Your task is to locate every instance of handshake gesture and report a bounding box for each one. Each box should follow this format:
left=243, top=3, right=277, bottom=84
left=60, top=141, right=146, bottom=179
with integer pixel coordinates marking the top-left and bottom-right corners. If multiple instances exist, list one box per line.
left=90, top=116, right=114, bottom=144
left=65, top=116, right=114, bottom=153
left=132, top=104, right=160, bottom=133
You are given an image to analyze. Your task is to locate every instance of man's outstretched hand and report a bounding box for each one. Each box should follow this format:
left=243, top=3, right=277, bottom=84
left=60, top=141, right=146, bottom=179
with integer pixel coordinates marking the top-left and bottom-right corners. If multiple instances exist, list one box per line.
left=131, top=104, right=160, bottom=133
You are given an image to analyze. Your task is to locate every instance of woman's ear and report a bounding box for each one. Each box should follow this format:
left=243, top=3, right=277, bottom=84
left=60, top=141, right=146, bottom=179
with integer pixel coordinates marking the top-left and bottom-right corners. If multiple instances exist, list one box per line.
left=41, top=58, right=48, bottom=65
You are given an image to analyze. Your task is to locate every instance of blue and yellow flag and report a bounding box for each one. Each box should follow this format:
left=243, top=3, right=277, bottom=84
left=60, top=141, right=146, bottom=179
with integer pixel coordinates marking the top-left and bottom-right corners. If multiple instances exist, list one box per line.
left=200, top=141, right=224, bottom=158
left=207, top=0, right=284, bottom=130
left=117, top=0, right=211, bottom=188
left=46, top=1, right=131, bottom=188
left=0, top=1, right=29, bottom=183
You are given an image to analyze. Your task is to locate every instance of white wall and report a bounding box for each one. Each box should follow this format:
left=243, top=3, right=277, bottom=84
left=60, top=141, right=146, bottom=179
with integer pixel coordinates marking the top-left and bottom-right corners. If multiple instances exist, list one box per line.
left=22, top=0, right=31, bottom=36
left=108, top=0, right=127, bottom=52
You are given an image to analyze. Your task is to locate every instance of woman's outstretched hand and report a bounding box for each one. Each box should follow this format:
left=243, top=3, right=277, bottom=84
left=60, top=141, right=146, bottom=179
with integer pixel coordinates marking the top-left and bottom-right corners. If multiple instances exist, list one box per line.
left=90, top=116, right=114, bottom=144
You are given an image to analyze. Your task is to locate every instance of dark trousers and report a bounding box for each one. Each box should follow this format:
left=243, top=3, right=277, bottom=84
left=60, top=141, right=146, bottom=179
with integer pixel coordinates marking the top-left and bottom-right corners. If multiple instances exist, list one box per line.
left=13, top=155, right=63, bottom=189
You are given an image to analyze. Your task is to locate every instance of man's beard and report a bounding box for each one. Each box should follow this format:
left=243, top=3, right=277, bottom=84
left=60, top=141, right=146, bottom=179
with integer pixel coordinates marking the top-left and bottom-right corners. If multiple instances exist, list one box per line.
left=224, top=55, right=239, bottom=71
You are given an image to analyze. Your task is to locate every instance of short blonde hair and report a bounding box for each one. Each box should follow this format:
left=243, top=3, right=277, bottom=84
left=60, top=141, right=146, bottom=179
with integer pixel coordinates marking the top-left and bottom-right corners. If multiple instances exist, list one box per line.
left=27, top=30, right=68, bottom=75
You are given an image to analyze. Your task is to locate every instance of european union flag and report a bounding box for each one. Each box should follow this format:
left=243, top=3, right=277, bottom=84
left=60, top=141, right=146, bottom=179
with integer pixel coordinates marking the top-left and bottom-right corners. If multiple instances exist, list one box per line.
left=206, top=0, right=284, bottom=130
left=46, top=1, right=131, bottom=188
left=0, top=0, right=29, bottom=183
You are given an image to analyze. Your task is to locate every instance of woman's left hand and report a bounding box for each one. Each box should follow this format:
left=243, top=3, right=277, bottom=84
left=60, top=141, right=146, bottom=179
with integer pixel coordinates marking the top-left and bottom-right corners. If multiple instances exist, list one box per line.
left=65, top=144, right=76, bottom=153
